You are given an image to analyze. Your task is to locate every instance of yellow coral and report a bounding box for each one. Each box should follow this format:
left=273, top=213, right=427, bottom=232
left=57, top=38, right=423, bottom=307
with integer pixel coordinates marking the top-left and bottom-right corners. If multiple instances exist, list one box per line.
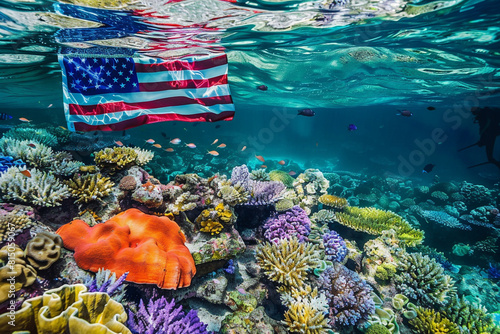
left=196, top=203, right=235, bottom=235
left=94, top=147, right=138, bottom=173
left=200, top=219, right=224, bottom=235
left=283, top=302, right=330, bottom=334
left=318, top=194, right=348, bottom=209
left=409, top=307, right=459, bottom=334
left=65, top=173, right=115, bottom=203
left=256, top=238, right=321, bottom=289
left=0, top=210, right=33, bottom=242
left=336, top=206, right=424, bottom=246
left=0, top=244, right=37, bottom=303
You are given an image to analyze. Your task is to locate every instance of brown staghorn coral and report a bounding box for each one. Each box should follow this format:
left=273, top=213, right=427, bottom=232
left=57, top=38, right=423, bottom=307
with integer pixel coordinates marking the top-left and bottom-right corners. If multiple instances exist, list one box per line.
left=256, top=237, right=321, bottom=289
left=318, top=194, right=349, bottom=209
left=65, top=173, right=115, bottom=203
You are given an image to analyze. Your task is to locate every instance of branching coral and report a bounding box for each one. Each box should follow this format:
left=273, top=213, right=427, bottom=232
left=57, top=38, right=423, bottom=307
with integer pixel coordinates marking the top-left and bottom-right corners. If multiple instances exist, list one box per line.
left=94, top=147, right=141, bottom=173
left=318, top=194, right=348, bottom=209
left=269, top=170, right=294, bottom=188
left=230, top=165, right=286, bottom=204
left=275, top=198, right=295, bottom=212
left=250, top=168, right=270, bottom=181
left=311, top=209, right=337, bottom=224
left=51, top=158, right=85, bottom=176
left=65, top=173, right=114, bottom=204
left=283, top=301, right=330, bottom=334
left=256, top=237, right=321, bottom=289
left=394, top=253, right=456, bottom=307
left=217, top=183, right=249, bottom=206
left=4, top=127, right=58, bottom=146
left=335, top=206, right=424, bottom=246
left=322, top=230, right=348, bottom=263
left=196, top=203, right=236, bottom=235
left=263, top=205, right=311, bottom=243
left=408, top=307, right=459, bottom=334
left=0, top=208, right=34, bottom=242
left=441, top=295, right=500, bottom=334
left=0, top=137, right=55, bottom=168
left=0, top=167, right=70, bottom=207
left=84, top=268, right=129, bottom=302
left=318, top=264, right=375, bottom=327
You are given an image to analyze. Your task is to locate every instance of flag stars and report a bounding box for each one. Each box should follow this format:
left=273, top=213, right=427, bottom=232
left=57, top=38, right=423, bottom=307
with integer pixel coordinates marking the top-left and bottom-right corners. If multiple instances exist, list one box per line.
left=108, top=84, right=113, bottom=88
left=80, top=58, right=86, bottom=63
left=82, top=73, right=87, bottom=78
left=125, top=77, right=130, bottom=82
left=121, top=63, right=127, bottom=68
left=118, top=71, right=123, bottom=76
left=120, top=83, right=125, bottom=88
left=71, top=83, right=76, bottom=88
left=75, top=79, right=81, bottom=84
left=100, top=65, right=105, bottom=70
left=129, top=70, right=133, bottom=74
left=82, top=86, right=88, bottom=91
left=100, top=78, right=105, bottom=83
left=95, top=84, right=100, bottom=89
left=87, top=65, right=92, bottom=70
left=93, top=58, right=98, bottom=63
left=113, top=77, right=118, bottom=83
left=67, top=58, right=74, bottom=64
left=88, top=79, right=93, bottom=84
left=132, top=82, right=137, bottom=87
left=112, top=65, right=117, bottom=70
left=106, top=71, right=111, bottom=76
left=69, top=72, right=74, bottom=77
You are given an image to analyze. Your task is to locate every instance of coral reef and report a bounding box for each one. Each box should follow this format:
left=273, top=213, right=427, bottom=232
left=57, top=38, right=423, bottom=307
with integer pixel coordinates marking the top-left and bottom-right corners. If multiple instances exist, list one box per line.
left=4, top=126, right=59, bottom=147
left=274, top=198, right=295, bottom=212
left=57, top=208, right=196, bottom=289
left=0, top=284, right=131, bottom=333
left=394, top=252, right=456, bottom=307
left=263, top=205, right=311, bottom=243
left=0, top=155, right=25, bottom=174
left=322, top=230, right=348, bottom=263
left=131, top=180, right=164, bottom=208
left=419, top=210, right=472, bottom=230
left=190, top=228, right=246, bottom=265
left=256, top=237, right=321, bottom=289
left=442, top=295, right=500, bottom=334
left=0, top=244, right=36, bottom=303
left=269, top=170, right=294, bottom=188
left=196, top=203, right=236, bottom=235
left=318, top=264, right=375, bottom=327
left=293, top=169, right=330, bottom=210
left=94, top=146, right=153, bottom=174
left=84, top=268, right=128, bottom=302
left=0, top=137, right=55, bottom=168
left=0, top=167, right=70, bottom=207
left=408, top=307, right=459, bottom=334
left=0, top=205, right=34, bottom=242
left=318, top=194, right=349, bottom=209
left=65, top=172, right=115, bottom=204
left=459, top=182, right=493, bottom=208
left=336, top=206, right=424, bottom=246
left=250, top=168, right=270, bottom=181
left=127, top=296, right=211, bottom=334
left=24, top=231, right=63, bottom=270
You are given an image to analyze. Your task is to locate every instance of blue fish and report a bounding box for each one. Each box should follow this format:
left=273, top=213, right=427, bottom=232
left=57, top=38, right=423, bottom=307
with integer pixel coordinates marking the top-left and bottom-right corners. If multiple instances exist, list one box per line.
left=0, top=113, right=13, bottom=120
left=298, top=108, right=315, bottom=117
left=348, top=124, right=357, bottom=131
left=422, top=163, right=435, bottom=173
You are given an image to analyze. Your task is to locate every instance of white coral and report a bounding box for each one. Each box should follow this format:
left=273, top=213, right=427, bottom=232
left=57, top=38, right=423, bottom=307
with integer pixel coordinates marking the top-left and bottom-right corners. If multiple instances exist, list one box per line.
left=132, top=147, right=154, bottom=165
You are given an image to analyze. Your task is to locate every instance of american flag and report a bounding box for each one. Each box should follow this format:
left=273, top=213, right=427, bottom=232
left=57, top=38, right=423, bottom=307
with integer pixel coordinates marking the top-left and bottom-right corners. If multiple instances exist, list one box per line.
left=58, top=53, right=235, bottom=132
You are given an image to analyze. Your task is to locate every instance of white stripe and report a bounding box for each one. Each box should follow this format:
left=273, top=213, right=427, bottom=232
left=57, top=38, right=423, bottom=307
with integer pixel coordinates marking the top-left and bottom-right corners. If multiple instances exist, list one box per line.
left=62, top=84, right=232, bottom=106
left=136, top=64, right=227, bottom=83
left=134, top=53, right=224, bottom=65
left=67, top=103, right=234, bottom=125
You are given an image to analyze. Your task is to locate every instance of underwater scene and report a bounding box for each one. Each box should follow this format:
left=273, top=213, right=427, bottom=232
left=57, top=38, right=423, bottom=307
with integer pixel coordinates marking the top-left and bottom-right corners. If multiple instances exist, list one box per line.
left=1, top=0, right=500, bottom=333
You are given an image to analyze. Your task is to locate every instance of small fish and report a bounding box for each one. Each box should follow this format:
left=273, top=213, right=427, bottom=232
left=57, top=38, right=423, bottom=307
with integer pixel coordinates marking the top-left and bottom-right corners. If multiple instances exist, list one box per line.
left=260, top=165, right=267, bottom=168
left=217, top=143, right=226, bottom=148
left=170, top=138, right=181, bottom=145
left=348, top=124, right=358, bottom=131
left=211, top=139, right=219, bottom=145
left=288, top=171, right=296, bottom=176
left=0, top=113, right=13, bottom=120
left=397, top=109, right=413, bottom=117
left=47, top=104, right=53, bottom=108
left=19, top=117, right=31, bottom=122
left=161, top=132, right=167, bottom=138
left=186, top=143, right=196, bottom=148
left=27, top=143, right=36, bottom=148
left=241, top=146, right=246, bottom=151
left=257, top=85, right=268, bottom=91
left=20, top=170, right=31, bottom=178
left=146, top=139, right=155, bottom=144
left=215, top=125, right=221, bottom=129
left=427, top=106, right=436, bottom=111
left=237, top=288, right=247, bottom=295
left=152, top=143, right=162, bottom=148
left=278, top=160, right=285, bottom=165
left=298, top=108, right=315, bottom=117
left=207, top=150, right=219, bottom=156
left=255, top=155, right=265, bottom=162
left=422, top=163, right=435, bottom=173
left=114, top=141, right=124, bottom=147
left=164, top=148, right=174, bottom=152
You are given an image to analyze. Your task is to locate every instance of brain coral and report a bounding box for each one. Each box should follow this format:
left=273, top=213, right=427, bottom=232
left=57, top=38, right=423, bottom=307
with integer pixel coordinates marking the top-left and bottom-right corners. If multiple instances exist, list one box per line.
left=56, top=208, right=196, bottom=289
left=24, top=231, right=63, bottom=270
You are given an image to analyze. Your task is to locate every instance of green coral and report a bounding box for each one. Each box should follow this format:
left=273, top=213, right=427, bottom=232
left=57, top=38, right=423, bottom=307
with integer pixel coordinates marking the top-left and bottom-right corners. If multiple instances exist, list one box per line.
left=65, top=173, right=115, bottom=204
left=256, top=237, right=321, bottom=289
left=196, top=203, right=236, bottom=235
left=269, top=170, right=294, bottom=188
left=0, top=167, right=70, bottom=207
left=375, top=263, right=397, bottom=281
left=274, top=198, right=295, bottom=212
left=366, top=324, right=391, bottom=334
left=3, top=127, right=58, bottom=147
left=408, top=307, right=459, bottom=334
left=335, top=206, right=424, bottom=246
left=217, top=183, right=248, bottom=206
left=250, top=169, right=270, bottom=181
left=318, top=194, right=348, bottom=209
left=441, top=295, right=500, bottom=334
left=394, top=252, right=456, bottom=307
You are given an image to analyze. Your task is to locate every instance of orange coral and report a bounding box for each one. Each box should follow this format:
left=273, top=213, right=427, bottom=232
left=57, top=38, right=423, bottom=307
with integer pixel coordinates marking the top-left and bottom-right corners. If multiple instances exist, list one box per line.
left=56, top=208, right=195, bottom=289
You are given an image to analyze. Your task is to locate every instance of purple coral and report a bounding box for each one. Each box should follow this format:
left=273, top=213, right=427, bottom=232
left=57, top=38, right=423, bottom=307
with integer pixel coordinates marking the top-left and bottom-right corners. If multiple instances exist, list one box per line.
left=230, top=164, right=250, bottom=190
left=263, top=205, right=311, bottom=243
left=319, top=265, right=375, bottom=327
left=247, top=180, right=285, bottom=205
left=127, top=296, right=212, bottom=334
left=323, top=230, right=348, bottom=263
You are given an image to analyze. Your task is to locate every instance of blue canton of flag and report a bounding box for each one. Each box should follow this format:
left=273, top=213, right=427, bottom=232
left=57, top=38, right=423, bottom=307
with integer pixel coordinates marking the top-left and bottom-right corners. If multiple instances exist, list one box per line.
left=63, top=57, right=140, bottom=95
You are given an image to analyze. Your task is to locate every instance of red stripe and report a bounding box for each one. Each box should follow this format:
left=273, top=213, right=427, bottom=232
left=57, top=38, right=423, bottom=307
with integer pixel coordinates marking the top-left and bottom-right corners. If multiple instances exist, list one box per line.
left=69, top=95, right=233, bottom=116
left=138, top=74, right=227, bottom=92
left=135, top=54, right=227, bottom=72
left=73, top=111, right=235, bottom=132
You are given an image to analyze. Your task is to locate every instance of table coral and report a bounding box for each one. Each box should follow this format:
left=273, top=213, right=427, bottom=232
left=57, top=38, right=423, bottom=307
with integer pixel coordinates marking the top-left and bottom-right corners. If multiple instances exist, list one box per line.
left=0, top=283, right=131, bottom=334
left=65, top=173, right=115, bottom=204
left=56, top=208, right=196, bottom=289
left=0, top=244, right=36, bottom=303
left=0, top=167, right=70, bottom=207
left=394, top=252, right=456, bottom=307
left=256, top=237, right=321, bottom=289
left=24, top=231, right=63, bottom=270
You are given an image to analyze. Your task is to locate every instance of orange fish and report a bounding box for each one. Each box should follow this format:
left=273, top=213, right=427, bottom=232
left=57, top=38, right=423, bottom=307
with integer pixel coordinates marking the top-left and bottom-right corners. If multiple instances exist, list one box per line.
left=211, top=139, right=218, bottom=145
left=255, top=155, right=265, bottom=162
left=20, top=170, right=31, bottom=178
left=114, top=141, right=124, bottom=147
left=186, top=143, right=196, bottom=149
left=153, top=143, right=162, bottom=148
left=241, top=146, right=246, bottom=151
left=27, top=143, right=36, bottom=148
left=146, top=139, right=155, bottom=144
left=278, top=160, right=286, bottom=165
left=164, top=148, right=174, bottom=152
left=207, top=150, right=219, bottom=156
left=170, top=138, right=181, bottom=145
left=260, top=165, right=267, bottom=168
left=217, top=143, right=226, bottom=148
left=288, top=171, right=296, bottom=176
left=19, top=118, right=31, bottom=122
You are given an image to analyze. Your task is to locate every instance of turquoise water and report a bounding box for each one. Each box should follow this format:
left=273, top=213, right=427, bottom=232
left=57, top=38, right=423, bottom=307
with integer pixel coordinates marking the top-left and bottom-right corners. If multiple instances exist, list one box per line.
left=0, top=0, right=500, bottom=333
